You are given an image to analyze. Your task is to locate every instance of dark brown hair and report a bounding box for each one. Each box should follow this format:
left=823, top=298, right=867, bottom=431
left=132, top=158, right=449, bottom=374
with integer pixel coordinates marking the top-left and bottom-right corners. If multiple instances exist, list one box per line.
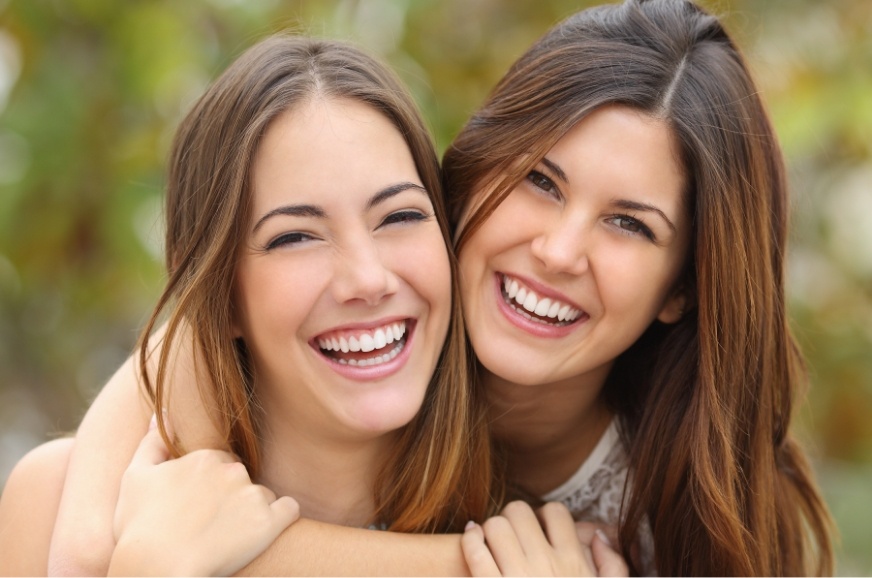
left=444, top=0, right=833, bottom=573
left=139, top=35, right=497, bottom=533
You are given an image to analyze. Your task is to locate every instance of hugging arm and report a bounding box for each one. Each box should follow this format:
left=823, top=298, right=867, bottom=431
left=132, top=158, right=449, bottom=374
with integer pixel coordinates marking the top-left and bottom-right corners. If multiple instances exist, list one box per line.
left=47, top=346, right=159, bottom=576
left=48, top=321, right=471, bottom=576
left=48, top=321, right=623, bottom=576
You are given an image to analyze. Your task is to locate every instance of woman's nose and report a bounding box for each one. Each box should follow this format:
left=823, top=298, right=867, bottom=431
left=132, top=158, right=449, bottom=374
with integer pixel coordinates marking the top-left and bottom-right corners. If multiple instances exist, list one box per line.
left=530, top=217, right=590, bottom=276
left=331, top=237, right=399, bottom=306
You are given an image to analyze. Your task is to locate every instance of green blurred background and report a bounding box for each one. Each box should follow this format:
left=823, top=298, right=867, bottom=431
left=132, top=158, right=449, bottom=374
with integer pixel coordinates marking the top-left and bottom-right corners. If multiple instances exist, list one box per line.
left=0, top=0, right=869, bottom=573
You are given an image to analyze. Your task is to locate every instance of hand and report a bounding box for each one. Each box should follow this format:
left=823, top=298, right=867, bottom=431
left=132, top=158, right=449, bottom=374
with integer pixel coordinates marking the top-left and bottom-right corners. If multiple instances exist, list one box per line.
left=109, top=419, right=300, bottom=576
left=461, top=501, right=628, bottom=577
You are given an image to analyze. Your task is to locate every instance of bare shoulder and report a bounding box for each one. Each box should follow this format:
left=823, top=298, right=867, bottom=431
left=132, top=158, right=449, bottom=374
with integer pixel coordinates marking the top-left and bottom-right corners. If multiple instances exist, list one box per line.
left=0, top=437, right=74, bottom=576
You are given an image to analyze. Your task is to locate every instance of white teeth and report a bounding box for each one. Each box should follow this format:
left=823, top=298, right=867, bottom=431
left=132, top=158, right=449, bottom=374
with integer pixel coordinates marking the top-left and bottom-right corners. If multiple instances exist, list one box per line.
left=359, top=334, right=375, bottom=353
left=547, top=301, right=560, bottom=318
left=522, top=292, right=537, bottom=312
left=501, top=275, right=582, bottom=325
left=335, top=337, right=405, bottom=366
left=392, top=323, right=406, bottom=342
left=318, top=321, right=408, bottom=355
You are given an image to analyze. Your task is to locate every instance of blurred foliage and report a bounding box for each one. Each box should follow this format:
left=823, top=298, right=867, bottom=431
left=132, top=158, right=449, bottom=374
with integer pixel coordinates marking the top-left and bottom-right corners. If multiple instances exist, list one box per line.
left=0, top=0, right=870, bottom=573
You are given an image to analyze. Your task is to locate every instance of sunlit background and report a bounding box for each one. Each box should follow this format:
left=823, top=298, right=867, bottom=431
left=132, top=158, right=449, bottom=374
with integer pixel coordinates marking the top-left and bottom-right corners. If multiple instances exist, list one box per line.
left=0, top=0, right=870, bottom=573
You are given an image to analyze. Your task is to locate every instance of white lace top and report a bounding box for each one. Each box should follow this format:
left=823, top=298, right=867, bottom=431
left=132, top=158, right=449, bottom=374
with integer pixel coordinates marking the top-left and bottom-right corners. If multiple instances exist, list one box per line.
left=540, top=419, right=656, bottom=576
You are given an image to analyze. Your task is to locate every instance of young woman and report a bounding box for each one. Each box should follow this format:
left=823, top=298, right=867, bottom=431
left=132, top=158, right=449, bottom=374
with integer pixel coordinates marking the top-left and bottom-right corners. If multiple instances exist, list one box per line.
left=0, top=34, right=508, bottom=575
left=2, top=0, right=834, bottom=575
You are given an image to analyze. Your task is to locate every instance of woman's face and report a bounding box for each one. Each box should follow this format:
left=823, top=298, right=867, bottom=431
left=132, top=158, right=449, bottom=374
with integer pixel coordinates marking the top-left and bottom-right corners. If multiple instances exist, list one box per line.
left=458, top=105, right=691, bottom=388
left=233, top=97, right=451, bottom=441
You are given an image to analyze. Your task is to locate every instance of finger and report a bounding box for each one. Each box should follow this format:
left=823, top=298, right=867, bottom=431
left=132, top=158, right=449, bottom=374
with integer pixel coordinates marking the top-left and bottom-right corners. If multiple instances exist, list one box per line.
left=537, top=502, right=585, bottom=556
left=573, top=522, right=598, bottom=572
left=461, top=522, right=501, bottom=577
left=480, top=515, right=526, bottom=574
left=574, top=521, right=598, bottom=546
left=268, top=496, right=301, bottom=530
left=128, top=425, right=171, bottom=468
left=592, top=532, right=629, bottom=577
left=259, top=484, right=278, bottom=503
left=501, top=501, right=551, bottom=558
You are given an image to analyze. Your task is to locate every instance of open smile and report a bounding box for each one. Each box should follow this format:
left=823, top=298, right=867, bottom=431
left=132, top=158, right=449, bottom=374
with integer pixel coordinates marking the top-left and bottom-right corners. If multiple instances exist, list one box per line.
left=316, top=320, right=408, bottom=366
left=499, top=274, right=584, bottom=327
left=312, top=319, right=415, bottom=379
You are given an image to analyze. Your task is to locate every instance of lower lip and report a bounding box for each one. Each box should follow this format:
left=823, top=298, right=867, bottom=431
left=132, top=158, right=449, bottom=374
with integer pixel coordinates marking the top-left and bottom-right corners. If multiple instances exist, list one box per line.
left=315, top=322, right=416, bottom=381
left=493, top=274, right=585, bottom=338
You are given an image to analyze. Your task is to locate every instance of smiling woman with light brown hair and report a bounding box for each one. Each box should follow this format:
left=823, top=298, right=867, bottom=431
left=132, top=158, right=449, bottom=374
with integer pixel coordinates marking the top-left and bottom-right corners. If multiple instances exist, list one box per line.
left=0, top=34, right=502, bottom=576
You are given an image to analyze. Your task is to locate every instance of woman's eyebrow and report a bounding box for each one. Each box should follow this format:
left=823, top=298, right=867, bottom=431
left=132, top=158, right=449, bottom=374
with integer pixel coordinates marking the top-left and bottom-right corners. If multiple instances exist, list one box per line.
left=611, top=198, right=677, bottom=232
left=252, top=182, right=428, bottom=233
left=365, top=181, right=429, bottom=210
left=541, top=157, right=569, bottom=184
left=253, top=204, right=325, bottom=233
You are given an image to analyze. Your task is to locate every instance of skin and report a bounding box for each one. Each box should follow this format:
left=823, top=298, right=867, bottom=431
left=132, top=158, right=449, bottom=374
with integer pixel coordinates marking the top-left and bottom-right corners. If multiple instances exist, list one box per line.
left=0, top=105, right=686, bottom=576
left=465, top=106, right=690, bottom=497
left=110, top=422, right=299, bottom=576
left=228, top=97, right=451, bottom=527
left=0, top=438, right=72, bottom=576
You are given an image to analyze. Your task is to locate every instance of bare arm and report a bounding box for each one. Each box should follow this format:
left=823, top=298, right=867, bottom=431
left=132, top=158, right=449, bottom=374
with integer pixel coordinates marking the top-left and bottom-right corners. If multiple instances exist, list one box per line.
left=49, top=324, right=219, bottom=576
left=47, top=355, right=154, bottom=576
left=0, top=438, right=74, bottom=576
left=49, top=322, right=472, bottom=576
left=109, top=425, right=299, bottom=576
left=239, top=523, right=469, bottom=576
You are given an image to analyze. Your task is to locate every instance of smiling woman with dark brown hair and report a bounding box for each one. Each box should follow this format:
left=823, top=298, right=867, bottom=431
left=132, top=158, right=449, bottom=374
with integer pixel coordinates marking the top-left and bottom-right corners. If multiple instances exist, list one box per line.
left=444, top=0, right=834, bottom=572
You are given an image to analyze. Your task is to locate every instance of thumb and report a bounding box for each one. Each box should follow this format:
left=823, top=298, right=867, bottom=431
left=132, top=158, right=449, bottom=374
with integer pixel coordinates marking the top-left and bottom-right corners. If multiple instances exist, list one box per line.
left=129, top=415, right=172, bottom=468
left=592, top=530, right=629, bottom=577
left=268, top=496, right=301, bottom=532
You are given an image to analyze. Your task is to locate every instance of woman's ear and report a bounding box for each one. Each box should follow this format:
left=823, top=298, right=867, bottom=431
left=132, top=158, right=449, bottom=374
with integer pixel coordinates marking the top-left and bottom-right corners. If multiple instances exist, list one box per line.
left=657, top=286, right=691, bottom=324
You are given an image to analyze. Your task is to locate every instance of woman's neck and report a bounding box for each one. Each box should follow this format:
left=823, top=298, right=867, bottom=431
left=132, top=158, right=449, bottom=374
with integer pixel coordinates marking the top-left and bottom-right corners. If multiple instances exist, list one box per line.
left=484, top=365, right=613, bottom=498
left=255, top=417, right=395, bottom=528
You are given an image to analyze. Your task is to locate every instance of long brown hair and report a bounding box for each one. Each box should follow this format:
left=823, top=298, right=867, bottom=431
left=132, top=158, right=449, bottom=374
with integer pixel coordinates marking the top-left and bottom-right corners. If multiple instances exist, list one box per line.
left=444, top=0, right=833, bottom=573
left=138, top=35, right=497, bottom=533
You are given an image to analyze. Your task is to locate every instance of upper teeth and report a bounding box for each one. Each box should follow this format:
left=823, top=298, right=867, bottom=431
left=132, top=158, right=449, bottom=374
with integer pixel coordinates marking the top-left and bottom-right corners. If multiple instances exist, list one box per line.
left=317, top=322, right=407, bottom=353
left=503, top=276, right=581, bottom=322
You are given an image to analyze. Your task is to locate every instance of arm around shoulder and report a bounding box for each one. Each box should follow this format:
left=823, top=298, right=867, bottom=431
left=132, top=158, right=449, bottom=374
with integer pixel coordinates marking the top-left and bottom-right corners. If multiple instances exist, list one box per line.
left=238, top=520, right=471, bottom=577
left=47, top=355, right=153, bottom=576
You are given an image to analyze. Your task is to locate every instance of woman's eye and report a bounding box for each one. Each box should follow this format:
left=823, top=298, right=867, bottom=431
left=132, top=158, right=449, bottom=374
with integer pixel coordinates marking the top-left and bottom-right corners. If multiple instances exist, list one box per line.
left=609, top=215, right=655, bottom=241
left=265, top=232, right=314, bottom=250
left=379, top=210, right=431, bottom=228
left=527, top=170, right=557, bottom=194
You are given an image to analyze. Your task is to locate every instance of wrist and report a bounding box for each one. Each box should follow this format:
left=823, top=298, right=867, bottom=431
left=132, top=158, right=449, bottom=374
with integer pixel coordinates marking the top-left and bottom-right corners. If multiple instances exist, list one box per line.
left=109, top=534, right=204, bottom=577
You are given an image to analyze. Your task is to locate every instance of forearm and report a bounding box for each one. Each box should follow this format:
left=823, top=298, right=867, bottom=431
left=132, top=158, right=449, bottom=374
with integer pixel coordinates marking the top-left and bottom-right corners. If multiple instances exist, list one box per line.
left=238, top=519, right=470, bottom=577
left=48, top=356, right=153, bottom=576
left=49, top=321, right=230, bottom=576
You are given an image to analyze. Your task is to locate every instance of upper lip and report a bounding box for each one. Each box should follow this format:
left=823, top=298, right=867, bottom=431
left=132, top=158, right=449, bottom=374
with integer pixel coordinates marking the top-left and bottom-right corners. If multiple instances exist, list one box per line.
left=499, top=272, right=583, bottom=311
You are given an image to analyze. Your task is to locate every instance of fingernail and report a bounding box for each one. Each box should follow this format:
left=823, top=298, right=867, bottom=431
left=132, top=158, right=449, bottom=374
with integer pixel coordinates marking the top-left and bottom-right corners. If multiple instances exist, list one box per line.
left=148, top=413, right=158, bottom=431
left=465, top=520, right=476, bottom=531
left=595, top=528, right=613, bottom=548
